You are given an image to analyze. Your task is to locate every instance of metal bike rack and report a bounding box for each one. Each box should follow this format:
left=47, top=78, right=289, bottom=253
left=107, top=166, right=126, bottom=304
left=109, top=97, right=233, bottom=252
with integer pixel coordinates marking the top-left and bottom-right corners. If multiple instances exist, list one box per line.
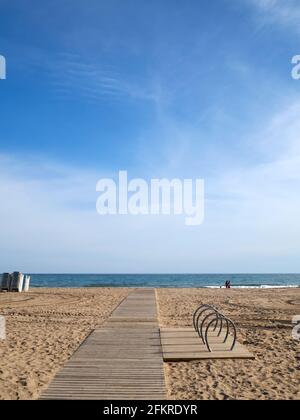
left=193, top=304, right=217, bottom=331
left=193, top=304, right=237, bottom=353
left=195, top=307, right=220, bottom=343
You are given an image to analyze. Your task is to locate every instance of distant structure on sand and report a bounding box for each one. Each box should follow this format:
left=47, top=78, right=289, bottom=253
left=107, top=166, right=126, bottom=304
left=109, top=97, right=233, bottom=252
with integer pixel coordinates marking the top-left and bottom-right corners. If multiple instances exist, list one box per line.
left=0, top=272, right=30, bottom=293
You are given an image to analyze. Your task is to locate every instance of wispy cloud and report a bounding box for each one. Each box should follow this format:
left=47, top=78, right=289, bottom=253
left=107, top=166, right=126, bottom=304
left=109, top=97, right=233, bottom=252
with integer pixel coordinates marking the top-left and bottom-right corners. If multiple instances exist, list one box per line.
left=247, top=0, right=300, bottom=32
left=50, top=54, right=155, bottom=102
left=1, top=98, right=300, bottom=273
left=7, top=42, right=158, bottom=104
left=38, top=52, right=158, bottom=104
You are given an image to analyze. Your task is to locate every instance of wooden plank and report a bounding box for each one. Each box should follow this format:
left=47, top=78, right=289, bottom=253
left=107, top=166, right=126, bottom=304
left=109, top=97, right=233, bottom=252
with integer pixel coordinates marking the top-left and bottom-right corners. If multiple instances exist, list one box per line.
left=40, top=289, right=166, bottom=400
left=160, top=327, right=254, bottom=361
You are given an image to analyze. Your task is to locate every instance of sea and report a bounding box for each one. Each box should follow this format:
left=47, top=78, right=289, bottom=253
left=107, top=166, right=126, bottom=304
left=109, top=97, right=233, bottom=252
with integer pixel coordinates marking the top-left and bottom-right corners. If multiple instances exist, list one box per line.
left=28, top=274, right=300, bottom=289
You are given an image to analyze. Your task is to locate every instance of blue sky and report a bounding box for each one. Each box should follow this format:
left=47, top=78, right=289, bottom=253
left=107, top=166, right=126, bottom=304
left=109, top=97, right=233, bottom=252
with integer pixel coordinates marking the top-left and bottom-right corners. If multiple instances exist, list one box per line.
left=0, top=0, right=300, bottom=273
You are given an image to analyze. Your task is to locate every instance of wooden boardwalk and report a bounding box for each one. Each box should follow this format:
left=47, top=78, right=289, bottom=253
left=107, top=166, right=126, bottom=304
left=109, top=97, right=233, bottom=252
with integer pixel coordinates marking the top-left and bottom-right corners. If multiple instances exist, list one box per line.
left=40, top=289, right=166, bottom=400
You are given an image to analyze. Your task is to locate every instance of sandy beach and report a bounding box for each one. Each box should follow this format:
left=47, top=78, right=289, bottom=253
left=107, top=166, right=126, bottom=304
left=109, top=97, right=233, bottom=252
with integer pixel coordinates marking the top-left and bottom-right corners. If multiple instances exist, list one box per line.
left=0, top=287, right=299, bottom=400
left=0, top=288, right=129, bottom=400
left=157, top=288, right=300, bottom=400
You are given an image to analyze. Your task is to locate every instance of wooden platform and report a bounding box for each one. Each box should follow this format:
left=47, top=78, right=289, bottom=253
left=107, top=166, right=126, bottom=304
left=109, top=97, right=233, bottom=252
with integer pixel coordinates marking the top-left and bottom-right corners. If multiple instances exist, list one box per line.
left=160, top=328, right=255, bottom=361
left=40, top=289, right=166, bottom=400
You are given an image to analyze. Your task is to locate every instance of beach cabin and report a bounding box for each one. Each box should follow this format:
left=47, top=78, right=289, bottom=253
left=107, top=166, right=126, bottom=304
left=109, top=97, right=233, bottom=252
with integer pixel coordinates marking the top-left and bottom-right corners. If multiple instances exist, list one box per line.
left=1, top=272, right=30, bottom=292
left=0, top=273, right=11, bottom=292
left=23, top=275, right=31, bottom=292
left=10, top=272, right=24, bottom=292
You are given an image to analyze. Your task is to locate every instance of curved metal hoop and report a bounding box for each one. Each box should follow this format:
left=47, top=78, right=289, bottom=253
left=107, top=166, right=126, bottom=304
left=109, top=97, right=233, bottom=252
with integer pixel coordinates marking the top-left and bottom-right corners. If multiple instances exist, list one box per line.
left=192, top=304, right=237, bottom=352
left=223, top=317, right=237, bottom=350
left=195, top=308, right=220, bottom=344
left=198, top=311, right=221, bottom=345
left=204, top=315, right=237, bottom=352
left=193, top=304, right=217, bottom=331
left=205, top=316, right=220, bottom=352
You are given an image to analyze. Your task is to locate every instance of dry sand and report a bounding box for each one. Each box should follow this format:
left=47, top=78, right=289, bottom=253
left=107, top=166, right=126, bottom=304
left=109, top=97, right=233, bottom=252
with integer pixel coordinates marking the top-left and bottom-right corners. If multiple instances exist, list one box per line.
left=0, top=288, right=129, bottom=400
left=0, top=287, right=299, bottom=400
left=157, top=288, right=300, bottom=400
